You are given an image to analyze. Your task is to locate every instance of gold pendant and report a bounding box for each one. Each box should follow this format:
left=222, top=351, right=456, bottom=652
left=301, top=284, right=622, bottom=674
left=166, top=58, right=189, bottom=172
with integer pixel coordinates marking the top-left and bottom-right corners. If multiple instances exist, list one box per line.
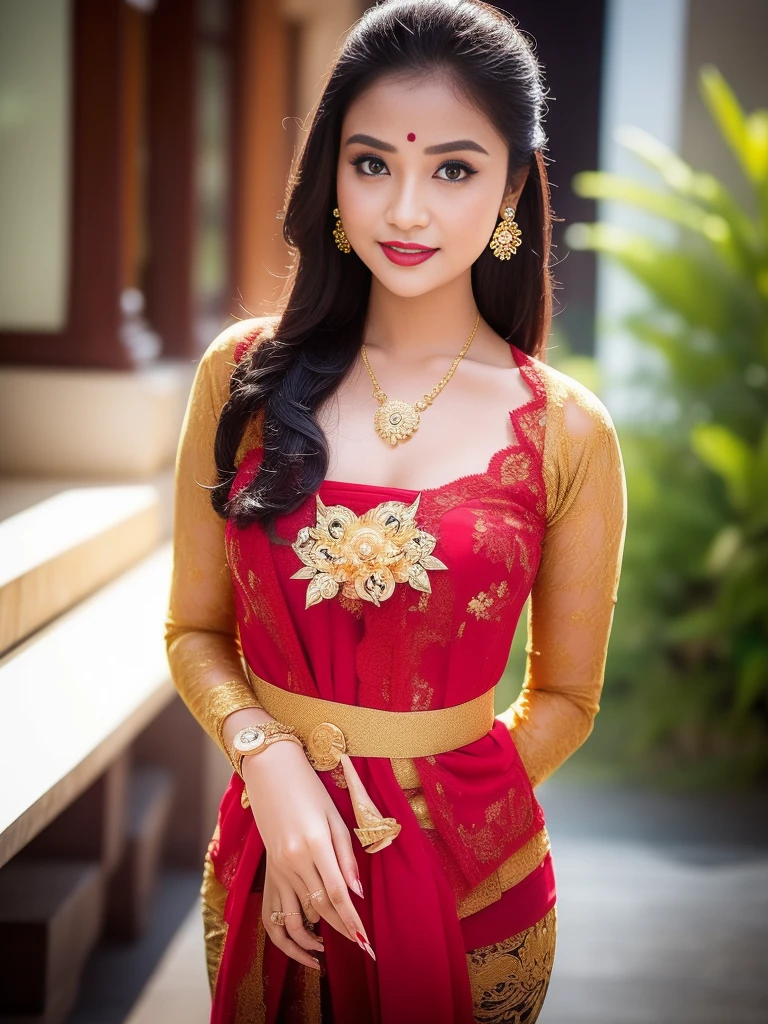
left=290, top=493, right=448, bottom=609
left=374, top=399, right=421, bottom=446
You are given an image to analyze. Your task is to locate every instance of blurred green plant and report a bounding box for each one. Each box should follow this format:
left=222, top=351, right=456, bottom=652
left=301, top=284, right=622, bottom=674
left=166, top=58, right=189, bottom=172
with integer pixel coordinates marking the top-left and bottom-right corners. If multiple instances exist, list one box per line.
left=565, top=67, right=768, bottom=788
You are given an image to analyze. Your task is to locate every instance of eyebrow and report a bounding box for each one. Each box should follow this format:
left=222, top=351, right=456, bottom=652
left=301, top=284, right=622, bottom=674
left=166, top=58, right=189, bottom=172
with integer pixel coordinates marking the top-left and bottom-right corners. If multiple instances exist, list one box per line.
left=344, top=133, right=489, bottom=156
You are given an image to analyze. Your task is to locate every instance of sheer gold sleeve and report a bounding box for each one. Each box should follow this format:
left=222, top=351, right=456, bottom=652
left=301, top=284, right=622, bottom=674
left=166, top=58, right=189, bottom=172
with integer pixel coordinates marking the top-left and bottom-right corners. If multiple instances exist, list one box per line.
left=499, top=367, right=627, bottom=788
left=164, top=319, right=269, bottom=760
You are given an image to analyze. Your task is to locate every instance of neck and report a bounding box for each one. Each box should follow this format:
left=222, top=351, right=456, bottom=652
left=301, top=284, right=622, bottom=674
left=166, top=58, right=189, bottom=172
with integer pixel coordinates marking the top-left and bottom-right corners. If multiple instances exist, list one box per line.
left=364, top=272, right=479, bottom=363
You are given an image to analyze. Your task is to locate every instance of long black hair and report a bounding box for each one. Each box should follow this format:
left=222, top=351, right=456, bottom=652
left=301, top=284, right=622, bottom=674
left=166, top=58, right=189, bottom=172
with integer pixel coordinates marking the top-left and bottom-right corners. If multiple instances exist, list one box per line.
left=212, top=0, right=553, bottom=536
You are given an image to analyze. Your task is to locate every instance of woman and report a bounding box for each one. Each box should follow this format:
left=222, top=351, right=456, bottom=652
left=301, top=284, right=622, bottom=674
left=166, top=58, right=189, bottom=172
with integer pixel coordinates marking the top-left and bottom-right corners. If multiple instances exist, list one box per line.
left=164, top=1, right=626, bottom=1021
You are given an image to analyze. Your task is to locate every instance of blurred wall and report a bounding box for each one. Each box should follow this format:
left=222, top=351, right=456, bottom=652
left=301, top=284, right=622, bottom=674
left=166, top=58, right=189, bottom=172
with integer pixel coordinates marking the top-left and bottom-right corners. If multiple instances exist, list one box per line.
left=681, top=0, right=768, bottom=208
left=0, top=0, right=72, bottom=332
left=281, top=0, right=361, bottom=121
left=494, top=0, right=606, bottom=356
left=595, top=0, right=688, bottom=410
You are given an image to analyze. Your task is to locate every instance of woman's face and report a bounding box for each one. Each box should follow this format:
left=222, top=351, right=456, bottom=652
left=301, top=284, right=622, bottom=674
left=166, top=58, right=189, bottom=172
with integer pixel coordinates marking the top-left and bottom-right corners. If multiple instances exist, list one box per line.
left=336, top=72, right=514, bottom=298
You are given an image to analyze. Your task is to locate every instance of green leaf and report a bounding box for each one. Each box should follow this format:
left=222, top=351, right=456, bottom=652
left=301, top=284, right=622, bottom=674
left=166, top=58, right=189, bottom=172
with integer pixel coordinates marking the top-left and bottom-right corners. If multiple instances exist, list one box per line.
left=566, top=222, right=760, bottom=345
left=747, top=111, right=768, bottom=183
left=699, top=66, right=768, bottom=227
left=664, top=606, right=720, bottom=643
left=613, top=125, right=758, bottom=252
left=716, top=546, right=768, bottom=629
left=752, top=423, right=768, bottom=510
left=734, top=647, right=768, bottom=716
left=699, top=66, right=754, bottom=180
left=622, top=313, right=733, bottom=390
left=572, top=171, right=746, bottom=270
left=690, top=423, right=753, bottom=508
left=706, top=525, right=742, bottom=575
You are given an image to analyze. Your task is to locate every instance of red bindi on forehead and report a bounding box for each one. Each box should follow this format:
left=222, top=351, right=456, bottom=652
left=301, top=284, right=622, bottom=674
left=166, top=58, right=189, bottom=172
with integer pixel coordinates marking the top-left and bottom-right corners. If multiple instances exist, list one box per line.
left=407, top=132, right=416, bottom=142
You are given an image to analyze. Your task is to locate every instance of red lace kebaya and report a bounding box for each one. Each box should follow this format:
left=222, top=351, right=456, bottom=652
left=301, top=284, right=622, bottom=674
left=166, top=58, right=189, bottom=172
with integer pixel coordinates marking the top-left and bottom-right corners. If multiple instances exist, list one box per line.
left=165, top=318, right=626, bottom=1022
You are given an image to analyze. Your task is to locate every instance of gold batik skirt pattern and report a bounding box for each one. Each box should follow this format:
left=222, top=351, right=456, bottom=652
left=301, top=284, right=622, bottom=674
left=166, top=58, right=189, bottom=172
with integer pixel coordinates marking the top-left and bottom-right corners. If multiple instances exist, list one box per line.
left=465, top=905, right=557, bottom=1024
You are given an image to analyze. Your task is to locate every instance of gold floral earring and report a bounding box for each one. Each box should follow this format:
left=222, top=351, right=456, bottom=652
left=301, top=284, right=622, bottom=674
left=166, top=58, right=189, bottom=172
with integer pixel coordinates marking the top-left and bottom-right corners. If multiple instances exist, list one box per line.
left=489, top=205, right=523, bottom=260
left=332, top=207, right=351, bottom=254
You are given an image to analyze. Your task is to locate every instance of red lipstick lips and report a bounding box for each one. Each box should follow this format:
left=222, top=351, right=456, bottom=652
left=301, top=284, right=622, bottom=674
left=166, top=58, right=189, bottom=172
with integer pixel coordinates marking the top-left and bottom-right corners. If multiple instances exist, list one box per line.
left=379, top=240, right=438, bottom=267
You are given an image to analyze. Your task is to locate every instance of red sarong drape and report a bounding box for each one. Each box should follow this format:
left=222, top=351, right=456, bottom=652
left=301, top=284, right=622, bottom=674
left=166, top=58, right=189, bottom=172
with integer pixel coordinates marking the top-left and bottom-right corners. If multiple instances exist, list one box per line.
left=209, top=342, right=551, bottom=1021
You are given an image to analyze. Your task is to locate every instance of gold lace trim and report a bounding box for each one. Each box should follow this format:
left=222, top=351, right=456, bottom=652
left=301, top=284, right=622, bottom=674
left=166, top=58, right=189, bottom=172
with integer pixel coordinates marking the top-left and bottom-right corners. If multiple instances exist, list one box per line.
left=457, top=827, right=551, bottom=919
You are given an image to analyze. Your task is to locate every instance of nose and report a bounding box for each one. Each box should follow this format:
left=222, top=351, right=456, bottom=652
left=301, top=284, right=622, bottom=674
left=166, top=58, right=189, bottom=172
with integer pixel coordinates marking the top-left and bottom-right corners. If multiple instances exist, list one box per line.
left=385, top=174, right=430, bottom=231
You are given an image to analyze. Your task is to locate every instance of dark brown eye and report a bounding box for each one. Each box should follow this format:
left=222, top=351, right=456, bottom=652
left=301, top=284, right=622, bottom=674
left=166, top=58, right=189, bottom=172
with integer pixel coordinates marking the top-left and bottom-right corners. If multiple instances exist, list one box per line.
left=352, top=155, right=389, bottom=177
left=435, top=160, right=477, bottom=182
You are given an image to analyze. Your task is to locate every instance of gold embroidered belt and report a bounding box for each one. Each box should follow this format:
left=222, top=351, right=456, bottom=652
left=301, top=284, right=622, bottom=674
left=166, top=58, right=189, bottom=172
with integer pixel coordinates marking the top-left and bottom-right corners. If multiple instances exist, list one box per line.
left=246, top=666, right=496, bottom=854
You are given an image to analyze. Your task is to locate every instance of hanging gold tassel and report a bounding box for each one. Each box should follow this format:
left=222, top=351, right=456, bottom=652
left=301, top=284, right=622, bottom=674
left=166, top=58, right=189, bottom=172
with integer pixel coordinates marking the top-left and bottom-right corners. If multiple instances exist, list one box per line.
left=340, top=753, right=402, bottom=853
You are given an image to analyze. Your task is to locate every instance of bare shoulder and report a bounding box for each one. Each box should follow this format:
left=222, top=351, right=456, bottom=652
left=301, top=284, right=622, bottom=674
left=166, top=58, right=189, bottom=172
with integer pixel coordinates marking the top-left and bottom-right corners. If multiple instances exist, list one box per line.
left=527, top=354, right=617, bottom=441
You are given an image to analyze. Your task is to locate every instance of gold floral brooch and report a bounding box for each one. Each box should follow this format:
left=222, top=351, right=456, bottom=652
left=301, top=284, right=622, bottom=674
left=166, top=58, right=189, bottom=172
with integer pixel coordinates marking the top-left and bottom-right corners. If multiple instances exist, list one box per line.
left=290, top=493, right=448, bottom=609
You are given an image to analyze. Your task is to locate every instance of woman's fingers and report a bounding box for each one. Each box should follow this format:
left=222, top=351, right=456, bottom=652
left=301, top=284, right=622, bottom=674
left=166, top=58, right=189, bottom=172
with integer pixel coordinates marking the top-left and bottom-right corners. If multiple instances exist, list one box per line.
left=287, top=865, right=350, bottom=940
left=313, top=841, right=375, bottom=960
left=276, top=878, right=325, bottom=954
left=327, top=809, right=364, bottom=899
left=301, top=897, right=321, bottom=925
left=262, top=869, right=321, bottom=971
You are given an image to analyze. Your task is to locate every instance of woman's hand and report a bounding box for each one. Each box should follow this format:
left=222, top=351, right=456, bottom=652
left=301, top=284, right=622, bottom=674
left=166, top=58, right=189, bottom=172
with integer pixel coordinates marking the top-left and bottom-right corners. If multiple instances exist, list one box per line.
left=242, top=738, right=375, bottom=969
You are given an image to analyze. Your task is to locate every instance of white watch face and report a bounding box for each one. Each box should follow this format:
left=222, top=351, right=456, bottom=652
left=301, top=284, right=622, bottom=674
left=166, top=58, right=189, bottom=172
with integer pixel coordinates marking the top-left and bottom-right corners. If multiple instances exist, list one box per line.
left=234, top=726, right=266, bottom=753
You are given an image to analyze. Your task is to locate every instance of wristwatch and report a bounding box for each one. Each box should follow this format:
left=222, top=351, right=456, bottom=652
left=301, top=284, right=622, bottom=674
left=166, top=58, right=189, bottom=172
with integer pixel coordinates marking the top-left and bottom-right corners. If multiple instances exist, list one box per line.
left=229, top=721, right=303, bottom=777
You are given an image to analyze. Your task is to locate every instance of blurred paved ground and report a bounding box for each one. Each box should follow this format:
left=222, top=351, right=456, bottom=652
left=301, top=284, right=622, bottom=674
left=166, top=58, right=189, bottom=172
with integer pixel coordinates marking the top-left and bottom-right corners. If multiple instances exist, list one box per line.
left=67, top=778, right=768, bottom=1024
left=537, top=778, right=768, bottom=1024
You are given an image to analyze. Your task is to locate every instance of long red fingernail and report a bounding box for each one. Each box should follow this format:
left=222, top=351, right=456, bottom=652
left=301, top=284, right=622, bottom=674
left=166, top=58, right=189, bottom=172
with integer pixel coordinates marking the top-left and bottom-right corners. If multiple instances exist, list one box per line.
left=356, top=931, right=376, bottom=961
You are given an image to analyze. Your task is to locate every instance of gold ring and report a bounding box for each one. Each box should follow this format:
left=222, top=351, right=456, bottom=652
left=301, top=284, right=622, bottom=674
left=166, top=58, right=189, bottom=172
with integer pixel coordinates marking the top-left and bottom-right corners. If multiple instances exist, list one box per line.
left=270, top=909, right=286, bottom=926
left=302, top=887, right=324, bottom=908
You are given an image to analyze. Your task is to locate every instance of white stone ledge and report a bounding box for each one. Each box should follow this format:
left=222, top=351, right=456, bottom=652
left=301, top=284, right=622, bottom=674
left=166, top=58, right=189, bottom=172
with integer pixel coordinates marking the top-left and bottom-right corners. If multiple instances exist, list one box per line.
left=0, top=485, right=162, bottom=655
left=0, top=543, right=175, bottom=869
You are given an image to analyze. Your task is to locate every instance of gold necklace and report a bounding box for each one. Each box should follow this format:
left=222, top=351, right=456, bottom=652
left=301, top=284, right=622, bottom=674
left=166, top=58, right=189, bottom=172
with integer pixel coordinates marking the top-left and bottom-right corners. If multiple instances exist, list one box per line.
left=360, top=311, right=481, bottom=446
